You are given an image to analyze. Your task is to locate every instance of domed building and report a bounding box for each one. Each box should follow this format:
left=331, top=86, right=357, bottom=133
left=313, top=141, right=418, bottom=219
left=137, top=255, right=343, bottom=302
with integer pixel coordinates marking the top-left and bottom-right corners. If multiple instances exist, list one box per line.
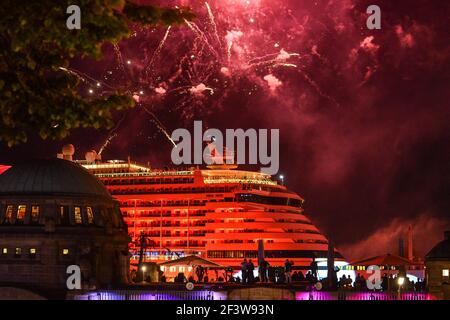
left=0, top=158, right=130, bottom=299
left=425, top=231, right=450, bottom=299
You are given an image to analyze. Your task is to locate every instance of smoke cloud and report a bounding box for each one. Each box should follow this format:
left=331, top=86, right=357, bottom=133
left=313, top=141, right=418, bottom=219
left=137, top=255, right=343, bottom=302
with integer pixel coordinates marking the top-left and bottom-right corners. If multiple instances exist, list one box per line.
left=340, top=215, right=450, bottom=261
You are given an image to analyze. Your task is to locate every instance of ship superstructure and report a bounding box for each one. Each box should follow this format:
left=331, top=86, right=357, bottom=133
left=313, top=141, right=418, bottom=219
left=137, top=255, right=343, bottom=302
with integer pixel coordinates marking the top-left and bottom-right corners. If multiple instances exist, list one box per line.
left=77, top=155, right=342, bottom=270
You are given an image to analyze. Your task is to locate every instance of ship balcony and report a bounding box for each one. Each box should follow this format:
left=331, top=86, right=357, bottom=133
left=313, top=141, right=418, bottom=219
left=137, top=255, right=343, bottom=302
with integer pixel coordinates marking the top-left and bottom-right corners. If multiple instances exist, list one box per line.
left=205, top=211, right=310, bottom=222
left=204, top=232, right=327, bottom=241
left=123, top=213, right=207, bottom=219
left=204, top=242, right=330, bottom=251
left=135, top=234, right=207, bottom=239
left=109, top=189, right=235, bottom=196
left=204, top=221, right=319, bottom=232
left=118, top=201, right=238, bottom=210
left=128, top=224, right=207, bottom=229
left=129, top=244, right=206, bottom=249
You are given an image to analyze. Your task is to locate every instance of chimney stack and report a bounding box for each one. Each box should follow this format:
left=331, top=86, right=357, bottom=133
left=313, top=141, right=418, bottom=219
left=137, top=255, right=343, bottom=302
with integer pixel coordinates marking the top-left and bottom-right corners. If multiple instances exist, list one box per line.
left=407, top=225, right=413, bottom=261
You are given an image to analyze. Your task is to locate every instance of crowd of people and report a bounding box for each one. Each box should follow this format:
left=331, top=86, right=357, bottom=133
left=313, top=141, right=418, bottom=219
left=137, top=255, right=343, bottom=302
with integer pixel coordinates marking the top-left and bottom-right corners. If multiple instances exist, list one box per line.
left=161, top=259, right=426, bottom=292
left=219, top=258, right=303, bottom=285
left=339, top=273, right=426, bottom=292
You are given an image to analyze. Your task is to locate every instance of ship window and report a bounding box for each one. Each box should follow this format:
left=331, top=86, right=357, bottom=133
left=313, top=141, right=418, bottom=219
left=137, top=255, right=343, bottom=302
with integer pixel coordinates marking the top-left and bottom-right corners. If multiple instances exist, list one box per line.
left=74, top=207, right=83, bottom=224
left=86, top=207, right=94, bottom=224
left=443, top=269, right=449, bottom=277
left=62, top=248, right=69, bottom=255
left=1, top=248, right=7, bottom=255
left=31, top=206, right=40, bottom=223
left=3, top=205, right=13, bottom=224
left=16, top=205, right=26, bottom=223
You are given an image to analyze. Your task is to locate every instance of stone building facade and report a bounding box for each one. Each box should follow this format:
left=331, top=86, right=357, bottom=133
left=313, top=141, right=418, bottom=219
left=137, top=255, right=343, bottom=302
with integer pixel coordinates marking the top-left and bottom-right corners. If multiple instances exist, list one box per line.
left=425, top=231, right=450, bottom=300
left=0, top=159, right=130, bottom=299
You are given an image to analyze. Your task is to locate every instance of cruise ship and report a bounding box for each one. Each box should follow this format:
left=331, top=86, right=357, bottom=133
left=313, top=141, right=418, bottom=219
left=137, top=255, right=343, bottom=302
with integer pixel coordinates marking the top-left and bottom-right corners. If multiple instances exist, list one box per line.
left=70, top=147, right=342, bottom=271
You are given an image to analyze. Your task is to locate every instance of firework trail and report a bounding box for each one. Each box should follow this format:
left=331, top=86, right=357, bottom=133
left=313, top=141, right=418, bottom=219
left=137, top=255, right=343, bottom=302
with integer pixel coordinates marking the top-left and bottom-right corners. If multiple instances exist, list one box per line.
left=145, top=26, right=172, bottom=78
left=247, top=50, right=300, bottom=69
left=97, top=110, right=130, bottom=156
left=205, top=2, right=222, bottom=48
left=184, top=19, right=219, bottom=58
left=70, top=0, right=339, bottom=152
left=98, top=133, right=117, bottom=156
left=298, top=69, right=340, bottom=107
left=141, top=105, right=176, bottom=147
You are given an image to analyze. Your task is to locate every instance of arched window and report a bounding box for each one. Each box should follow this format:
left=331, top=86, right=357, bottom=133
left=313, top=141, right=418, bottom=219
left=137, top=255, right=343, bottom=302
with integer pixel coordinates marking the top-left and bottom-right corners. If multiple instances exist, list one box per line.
left=86, top=207, right=94, bottom=225
left=60, top=206, right=70, bottom=225
left=3, top=205, right=13, bottom=224
left=74, top=206, right=83, bottom=224
left=16, top=205, right=26, bottom=224
left=31, top=206, right=40, bottom=224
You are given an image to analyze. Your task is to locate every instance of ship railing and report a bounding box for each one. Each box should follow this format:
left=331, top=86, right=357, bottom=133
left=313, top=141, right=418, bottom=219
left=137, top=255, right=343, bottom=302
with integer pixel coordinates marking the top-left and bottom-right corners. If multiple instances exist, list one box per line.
left=75, top=290, right=219, bottom=301
left=296, top=290, right=435, bottom=301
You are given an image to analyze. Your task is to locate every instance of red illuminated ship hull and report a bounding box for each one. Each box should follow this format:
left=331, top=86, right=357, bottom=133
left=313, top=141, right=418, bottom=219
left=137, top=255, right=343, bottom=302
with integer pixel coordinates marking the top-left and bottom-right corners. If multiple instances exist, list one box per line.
left=81, top=160, right=342, bottom=270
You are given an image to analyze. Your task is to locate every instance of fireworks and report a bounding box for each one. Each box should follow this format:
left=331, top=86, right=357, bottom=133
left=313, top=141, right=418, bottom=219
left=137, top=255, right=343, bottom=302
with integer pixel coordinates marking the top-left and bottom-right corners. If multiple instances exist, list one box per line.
left=68, top=0, right=337, bottom=154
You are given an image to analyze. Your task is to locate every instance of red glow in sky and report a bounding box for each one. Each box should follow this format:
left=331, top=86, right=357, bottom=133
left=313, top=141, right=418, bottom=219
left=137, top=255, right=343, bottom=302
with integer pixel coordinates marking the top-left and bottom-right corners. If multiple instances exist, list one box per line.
left=0, top=0, right=449, bottom=251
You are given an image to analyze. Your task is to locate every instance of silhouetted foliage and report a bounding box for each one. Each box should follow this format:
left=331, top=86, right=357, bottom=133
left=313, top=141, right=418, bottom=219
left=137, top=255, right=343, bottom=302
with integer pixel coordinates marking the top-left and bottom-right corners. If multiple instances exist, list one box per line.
left=0, top=0, right=194, bottom=146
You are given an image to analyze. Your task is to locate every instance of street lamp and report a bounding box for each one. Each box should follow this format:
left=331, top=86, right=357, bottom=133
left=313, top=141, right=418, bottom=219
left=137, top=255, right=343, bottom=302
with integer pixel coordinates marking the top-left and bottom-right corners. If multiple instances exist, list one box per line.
left=279, top=175, right=284, bottom=186
left=141, top=265, right=147, bottom=283
left=397, top=276, right=405, bottom=294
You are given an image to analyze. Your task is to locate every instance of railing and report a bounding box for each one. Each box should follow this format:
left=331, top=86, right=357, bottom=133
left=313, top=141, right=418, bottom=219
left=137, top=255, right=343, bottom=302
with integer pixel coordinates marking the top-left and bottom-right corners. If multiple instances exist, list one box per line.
left=71, top=288, right=436, bottom=301
left=295, top=291, right=435, bottom=300
left=74, top=290, right=225, bottom=301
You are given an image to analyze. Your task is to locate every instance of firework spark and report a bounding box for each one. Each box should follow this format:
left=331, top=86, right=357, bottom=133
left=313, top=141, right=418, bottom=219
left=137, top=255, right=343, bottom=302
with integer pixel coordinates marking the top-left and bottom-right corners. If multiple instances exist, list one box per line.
left=70, top=0, right=334, bottom=153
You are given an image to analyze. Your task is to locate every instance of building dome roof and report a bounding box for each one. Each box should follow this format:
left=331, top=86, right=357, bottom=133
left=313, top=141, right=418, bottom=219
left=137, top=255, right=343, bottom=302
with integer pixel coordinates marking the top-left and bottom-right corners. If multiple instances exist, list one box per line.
left=426, top=231, right=450, bottom=261
left=0, top=158, right=111, bottom=198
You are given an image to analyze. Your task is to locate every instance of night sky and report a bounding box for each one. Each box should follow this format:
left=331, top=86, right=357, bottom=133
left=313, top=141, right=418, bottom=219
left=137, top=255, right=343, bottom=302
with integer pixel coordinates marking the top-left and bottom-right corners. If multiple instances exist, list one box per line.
left=1, top=0, right=449, bottom=259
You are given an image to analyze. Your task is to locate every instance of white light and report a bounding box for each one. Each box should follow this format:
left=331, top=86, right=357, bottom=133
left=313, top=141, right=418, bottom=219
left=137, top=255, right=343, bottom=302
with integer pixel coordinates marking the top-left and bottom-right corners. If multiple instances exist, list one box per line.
left=88, top=89, right=93, bottom=94
left=141, top=266, right=147, bottom=271
left=249, top=18, right=255, bottom=23
left=139, top=90, right=144, bottom=95
left=127, top=60, right=131, bottom=65
left=96, top=82, right=101, bottom=87
left=397, top=277, right=405, bottom=286
left=443, top=269, right=449, bottom=277
left=279, top=175, right=284, bottom=179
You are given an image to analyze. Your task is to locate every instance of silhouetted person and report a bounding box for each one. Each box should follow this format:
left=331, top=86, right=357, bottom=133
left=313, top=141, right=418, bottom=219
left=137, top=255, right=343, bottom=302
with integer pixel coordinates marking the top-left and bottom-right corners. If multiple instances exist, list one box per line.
left=310, top=258, right=318, bottom=280
left=284, top=259, right=294, bottom=284
left=381, top=274, right=388, bottom=291
left=248, top=259, right=255, bottom=284
left=305, top=271, right=313, bottom=282
left=259, top=258, right=270, bottom=282
left=241, top=259, right=248, bottom=284
left=196, top=265, right=205, bottom=283
left=175, top=272, right=187, bottom=283
left=298, top=270, right=305, bottom=281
